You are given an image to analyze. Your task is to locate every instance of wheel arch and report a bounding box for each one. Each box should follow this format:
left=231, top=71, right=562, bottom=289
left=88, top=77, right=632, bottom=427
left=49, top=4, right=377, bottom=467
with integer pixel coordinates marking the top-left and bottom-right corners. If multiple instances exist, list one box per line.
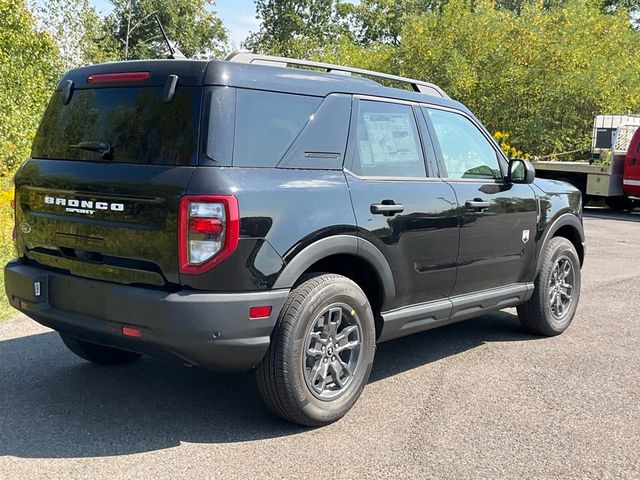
left=535, top=213, right=585, bottom=276
left=272, top=235, right=395, bottom=338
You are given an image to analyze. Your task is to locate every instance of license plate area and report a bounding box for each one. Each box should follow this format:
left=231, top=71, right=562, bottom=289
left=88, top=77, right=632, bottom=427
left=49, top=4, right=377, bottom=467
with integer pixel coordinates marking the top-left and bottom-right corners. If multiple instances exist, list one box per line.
left=49, top=275, right=106, bottom=317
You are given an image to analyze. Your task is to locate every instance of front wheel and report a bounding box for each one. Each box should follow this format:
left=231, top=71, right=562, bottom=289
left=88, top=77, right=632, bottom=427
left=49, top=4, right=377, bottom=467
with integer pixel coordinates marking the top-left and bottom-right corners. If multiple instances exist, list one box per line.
left=517, top=237, right=581, bottom=336
left=256, top=274, right=376, bottom=426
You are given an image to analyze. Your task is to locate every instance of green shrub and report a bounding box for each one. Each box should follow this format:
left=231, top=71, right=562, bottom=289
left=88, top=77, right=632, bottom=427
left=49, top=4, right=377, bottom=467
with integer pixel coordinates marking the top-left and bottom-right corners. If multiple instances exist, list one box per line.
left=0, top=184, right=16, bottom=320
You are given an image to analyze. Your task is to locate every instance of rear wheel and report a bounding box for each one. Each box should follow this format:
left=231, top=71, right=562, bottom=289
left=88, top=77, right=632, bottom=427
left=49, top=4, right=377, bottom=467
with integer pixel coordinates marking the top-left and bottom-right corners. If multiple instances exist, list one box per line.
left=60, top=333, right=142, bottom=365
left=517, top=237, right=581, bottom=336
left=256, top=274, right=376, bottom=426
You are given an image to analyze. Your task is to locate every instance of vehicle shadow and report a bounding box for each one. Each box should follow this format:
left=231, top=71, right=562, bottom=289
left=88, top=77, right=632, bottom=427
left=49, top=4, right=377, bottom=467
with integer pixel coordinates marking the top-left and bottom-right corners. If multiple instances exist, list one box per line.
left=0, top=311, right=535, bottom=459
left=369, top=310, right=535, bottom=382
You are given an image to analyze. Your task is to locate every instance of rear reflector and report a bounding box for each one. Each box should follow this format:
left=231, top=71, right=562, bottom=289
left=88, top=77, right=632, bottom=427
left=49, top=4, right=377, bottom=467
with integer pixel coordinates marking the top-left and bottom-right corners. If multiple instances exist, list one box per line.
left=122, top=326, right=143, bottom=338
left=189, top=217, right=224, bottom=235
left=88, top=72, right=151, bottom=84
left=249, top=306, right=272, bottom=319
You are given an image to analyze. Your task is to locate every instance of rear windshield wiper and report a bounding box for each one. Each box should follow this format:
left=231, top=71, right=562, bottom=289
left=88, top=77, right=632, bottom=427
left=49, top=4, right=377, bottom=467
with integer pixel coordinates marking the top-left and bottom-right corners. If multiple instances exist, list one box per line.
left=70, top=141, right=112, bottom=160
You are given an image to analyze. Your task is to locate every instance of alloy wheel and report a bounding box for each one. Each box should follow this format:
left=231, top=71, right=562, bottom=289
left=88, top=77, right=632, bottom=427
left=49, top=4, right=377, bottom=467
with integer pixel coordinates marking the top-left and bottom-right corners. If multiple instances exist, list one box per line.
left=548, top=255, right=575, bottom=320
left=302, top=303, right=362, bottom=400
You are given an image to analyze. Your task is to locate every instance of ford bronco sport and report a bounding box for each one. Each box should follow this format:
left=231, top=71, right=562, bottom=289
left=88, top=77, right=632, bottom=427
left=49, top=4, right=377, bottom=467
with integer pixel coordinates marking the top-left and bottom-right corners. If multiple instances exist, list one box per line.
left=5, top=53, right=585, bottom=426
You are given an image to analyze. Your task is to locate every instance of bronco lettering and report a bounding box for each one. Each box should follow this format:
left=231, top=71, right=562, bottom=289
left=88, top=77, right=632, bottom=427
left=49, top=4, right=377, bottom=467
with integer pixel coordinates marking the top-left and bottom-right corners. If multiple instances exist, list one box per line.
left=44, top=195, right=124, bottom=213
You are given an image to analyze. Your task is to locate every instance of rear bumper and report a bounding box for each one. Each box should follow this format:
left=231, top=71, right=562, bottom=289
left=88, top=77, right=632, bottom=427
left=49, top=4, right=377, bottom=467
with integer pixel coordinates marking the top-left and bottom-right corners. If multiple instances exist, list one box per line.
left=4, top=260, right=289, bottom=372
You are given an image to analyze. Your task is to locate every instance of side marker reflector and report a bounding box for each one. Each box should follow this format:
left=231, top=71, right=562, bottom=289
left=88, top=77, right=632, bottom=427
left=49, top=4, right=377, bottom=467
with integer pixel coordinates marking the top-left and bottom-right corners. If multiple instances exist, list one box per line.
left=249, top=306, right=272, bottom=319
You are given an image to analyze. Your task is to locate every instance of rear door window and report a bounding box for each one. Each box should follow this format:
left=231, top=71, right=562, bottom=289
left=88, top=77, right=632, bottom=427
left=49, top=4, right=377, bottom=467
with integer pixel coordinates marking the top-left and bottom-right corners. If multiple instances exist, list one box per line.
left=233, top=90, right=321, bottom=167
left=351, top=100, right=426, bottom=178
left=32, top=87, right=202, bottom=165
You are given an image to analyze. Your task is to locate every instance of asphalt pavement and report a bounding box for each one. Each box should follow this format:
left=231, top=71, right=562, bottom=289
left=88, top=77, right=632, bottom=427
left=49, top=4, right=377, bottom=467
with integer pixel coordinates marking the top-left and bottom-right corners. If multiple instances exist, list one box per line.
left=0, top=207, right=638, bottom=479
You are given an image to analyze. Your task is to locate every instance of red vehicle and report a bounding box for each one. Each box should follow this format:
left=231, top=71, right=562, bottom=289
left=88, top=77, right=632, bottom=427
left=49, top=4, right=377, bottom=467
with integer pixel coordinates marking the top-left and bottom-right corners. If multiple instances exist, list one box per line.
left=623, top=127, right=640, bottom=198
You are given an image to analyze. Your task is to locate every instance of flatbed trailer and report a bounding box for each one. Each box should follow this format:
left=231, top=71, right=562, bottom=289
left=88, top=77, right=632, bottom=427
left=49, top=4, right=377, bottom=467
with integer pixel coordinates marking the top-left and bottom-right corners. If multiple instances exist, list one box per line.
left=534, top=159, right=625, bottom=198
left=532, top=115, right=640, bottom=210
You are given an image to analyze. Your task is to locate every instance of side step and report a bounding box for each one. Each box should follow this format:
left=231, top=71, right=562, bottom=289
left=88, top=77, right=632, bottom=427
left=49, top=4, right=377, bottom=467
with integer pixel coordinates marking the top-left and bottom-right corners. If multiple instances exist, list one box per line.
left=378, top=283, right=534, bottom=342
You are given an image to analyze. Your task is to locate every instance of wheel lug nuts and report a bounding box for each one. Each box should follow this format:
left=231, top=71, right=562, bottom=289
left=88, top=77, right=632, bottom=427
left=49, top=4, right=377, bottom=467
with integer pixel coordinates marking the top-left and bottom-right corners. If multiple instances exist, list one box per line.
left=332, top=356, right=335, bottom=361
left=321, top=346, right=325, bottom=351
left=323, top=358, right=328, bottom=363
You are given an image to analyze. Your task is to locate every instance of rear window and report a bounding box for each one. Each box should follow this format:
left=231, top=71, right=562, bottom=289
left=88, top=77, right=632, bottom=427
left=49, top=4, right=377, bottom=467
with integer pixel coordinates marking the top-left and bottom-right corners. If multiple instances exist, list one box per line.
left=31, top=87, right=202, bottom=165
left=233, top=90, right=321, bottom=167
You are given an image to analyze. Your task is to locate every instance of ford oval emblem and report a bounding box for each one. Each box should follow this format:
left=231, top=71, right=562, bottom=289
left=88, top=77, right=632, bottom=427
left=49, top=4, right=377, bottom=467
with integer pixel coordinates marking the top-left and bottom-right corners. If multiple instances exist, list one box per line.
left=20, top=223, right=31, bottom=234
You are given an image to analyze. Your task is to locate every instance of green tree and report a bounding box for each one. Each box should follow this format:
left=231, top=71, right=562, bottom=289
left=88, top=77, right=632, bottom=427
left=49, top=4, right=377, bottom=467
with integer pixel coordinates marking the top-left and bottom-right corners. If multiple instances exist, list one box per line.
left=0, top=0, right=61, bottom=176
left=601, top=0, right=640, bottom=13
left=35, top=0, right=118, bottom=68
left=336, top=0, right=443, bottom=45
left=104, top=0, right=228, bottom=60
left=400, top=0, right=640, bottom=155
left=338, top=0, right=638, bottom=48
left=244, top=0, right=347, bottom=56
left=320, top=0, right=640, bottom=157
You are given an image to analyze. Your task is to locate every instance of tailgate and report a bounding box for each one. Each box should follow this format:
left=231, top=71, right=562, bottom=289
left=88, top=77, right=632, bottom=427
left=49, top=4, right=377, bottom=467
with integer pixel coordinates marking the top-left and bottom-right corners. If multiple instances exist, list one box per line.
left=15, top=159, right=193, bottom=286
left=14, top=63, right=208, bottom=287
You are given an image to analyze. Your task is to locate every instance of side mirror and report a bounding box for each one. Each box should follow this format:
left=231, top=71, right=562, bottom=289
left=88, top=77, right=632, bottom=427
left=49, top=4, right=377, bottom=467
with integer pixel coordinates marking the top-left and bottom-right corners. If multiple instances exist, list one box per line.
left=508, top=158, right=535, bottom=184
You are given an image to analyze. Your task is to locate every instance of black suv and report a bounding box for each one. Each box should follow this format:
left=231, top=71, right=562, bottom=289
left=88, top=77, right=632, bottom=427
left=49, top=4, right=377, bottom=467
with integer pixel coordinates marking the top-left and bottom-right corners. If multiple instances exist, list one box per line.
left=5, top=53, right=585, bottom=426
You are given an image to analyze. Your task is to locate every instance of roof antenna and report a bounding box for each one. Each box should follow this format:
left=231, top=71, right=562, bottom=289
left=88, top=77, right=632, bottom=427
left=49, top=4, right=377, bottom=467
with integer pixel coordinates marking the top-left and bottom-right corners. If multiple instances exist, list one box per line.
left=154, top=15, right=186, bottom=59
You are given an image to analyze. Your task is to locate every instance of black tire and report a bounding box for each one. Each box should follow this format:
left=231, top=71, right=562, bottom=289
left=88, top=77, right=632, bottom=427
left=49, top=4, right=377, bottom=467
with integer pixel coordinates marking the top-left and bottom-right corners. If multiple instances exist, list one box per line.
left=256, top=274, right=376, bottom=426
left=60, top=333, right=142, bottom=365
left=605, top=196, right=634, bottom=211
left=517, top=237, right=581, bottom=336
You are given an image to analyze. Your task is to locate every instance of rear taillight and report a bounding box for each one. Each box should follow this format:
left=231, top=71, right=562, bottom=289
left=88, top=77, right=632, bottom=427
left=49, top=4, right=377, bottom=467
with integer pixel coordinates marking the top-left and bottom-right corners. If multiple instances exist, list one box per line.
left=179, top=195, right=239, bottom=274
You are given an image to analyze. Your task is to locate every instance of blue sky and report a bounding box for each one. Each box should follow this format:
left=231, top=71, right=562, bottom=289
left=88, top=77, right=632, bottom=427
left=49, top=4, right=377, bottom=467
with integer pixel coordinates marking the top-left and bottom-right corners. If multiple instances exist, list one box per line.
left=216, top=0, right=262, bottom=48
left=86, top=0, right=264, bottom=48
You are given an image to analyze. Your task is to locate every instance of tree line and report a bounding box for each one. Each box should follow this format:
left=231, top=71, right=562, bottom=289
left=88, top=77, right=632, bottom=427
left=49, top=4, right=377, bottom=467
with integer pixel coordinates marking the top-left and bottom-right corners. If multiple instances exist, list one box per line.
left=248, top=0, right=640, bottom=157
left=1, top=0, right=639, bottom=176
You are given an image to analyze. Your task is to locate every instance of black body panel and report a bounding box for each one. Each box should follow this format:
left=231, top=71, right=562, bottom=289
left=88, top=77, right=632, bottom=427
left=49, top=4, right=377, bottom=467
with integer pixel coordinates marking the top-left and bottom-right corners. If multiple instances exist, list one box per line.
left=530, top=179, right=585, bottom=274
left=346, top=174, right=459, bottom=310
left=14, top=159, right=193, bottom=286
left=184, top=167, right=356, bottom=291
left=446, top=181, right=538, bottom=295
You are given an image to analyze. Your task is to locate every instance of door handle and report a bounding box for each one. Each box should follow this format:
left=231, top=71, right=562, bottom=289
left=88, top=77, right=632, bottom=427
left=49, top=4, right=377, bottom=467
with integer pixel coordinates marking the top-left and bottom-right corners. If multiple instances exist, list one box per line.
left=370, top=202, right=405, bottom=216
left=465, top=199, right=492, bottom=211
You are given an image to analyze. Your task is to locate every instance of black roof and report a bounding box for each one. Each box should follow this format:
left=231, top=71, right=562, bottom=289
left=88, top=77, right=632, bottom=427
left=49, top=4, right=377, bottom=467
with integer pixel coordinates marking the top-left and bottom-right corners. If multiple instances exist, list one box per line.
left=60, top=58, right=469, bottom=114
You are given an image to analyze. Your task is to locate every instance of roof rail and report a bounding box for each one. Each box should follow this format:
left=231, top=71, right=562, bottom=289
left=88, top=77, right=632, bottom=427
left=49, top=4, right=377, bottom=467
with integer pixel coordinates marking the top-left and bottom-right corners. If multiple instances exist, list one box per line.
left=225, top=52, right=449, bottom=99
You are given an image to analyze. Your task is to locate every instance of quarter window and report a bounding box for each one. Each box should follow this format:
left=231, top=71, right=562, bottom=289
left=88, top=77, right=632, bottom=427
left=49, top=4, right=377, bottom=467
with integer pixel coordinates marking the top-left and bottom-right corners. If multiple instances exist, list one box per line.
left=426, top=108, right=501, bottom=180
left=351, top=100, right=426, bottom=178
left=233, top=90, right=321, bottom=167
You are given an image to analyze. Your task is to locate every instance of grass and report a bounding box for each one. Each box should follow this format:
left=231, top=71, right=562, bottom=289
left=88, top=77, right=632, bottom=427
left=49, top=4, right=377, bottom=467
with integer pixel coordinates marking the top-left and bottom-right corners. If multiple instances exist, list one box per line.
left=0, top=180, right=16, bottom=321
